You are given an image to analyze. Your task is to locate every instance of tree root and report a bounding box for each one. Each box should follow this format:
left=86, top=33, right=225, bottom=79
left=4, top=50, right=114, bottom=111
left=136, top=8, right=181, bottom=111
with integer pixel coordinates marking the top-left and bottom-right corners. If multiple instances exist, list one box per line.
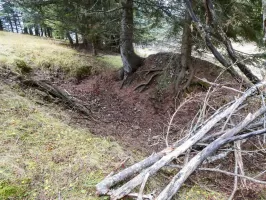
left=134, top=72, right=162, bottom=92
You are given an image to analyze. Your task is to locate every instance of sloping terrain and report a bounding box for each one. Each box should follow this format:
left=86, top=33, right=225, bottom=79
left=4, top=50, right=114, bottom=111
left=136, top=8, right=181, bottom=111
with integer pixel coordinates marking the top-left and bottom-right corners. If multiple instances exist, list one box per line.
left=0, top=32, right=130, bottom=199
left=1, top=32, right=265, bottom=199
left=0, top=83, right=130, bottom=199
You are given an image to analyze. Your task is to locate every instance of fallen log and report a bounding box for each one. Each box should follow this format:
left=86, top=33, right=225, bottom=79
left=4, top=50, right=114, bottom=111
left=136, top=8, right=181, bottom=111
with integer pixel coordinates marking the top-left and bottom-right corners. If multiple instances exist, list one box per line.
left=97, top=82, right=266, bottom=199
left=156, top=107, right=266, bottom=200
left=22, top=79, right=94, bottom=119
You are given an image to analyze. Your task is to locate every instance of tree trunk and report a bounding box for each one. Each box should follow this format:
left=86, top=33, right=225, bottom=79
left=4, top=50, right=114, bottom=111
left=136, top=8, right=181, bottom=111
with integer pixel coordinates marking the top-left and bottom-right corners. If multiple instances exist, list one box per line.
left=263, top=0, right=266, bottom=42
left=0, top=19, right=3, bottom=31
left=44, top=28, right=47, bottom=37
left=29, top=27, right=33, bottom=35
left=75, top=32, right=79, bottom=45
left=40, top=27, right=43, bottom=36
left=92, top=41, right=98, bottom=56
left=175, top=8, right=193, bottom=92
left=66, top=32, right=74, bottom=46
left=14, top=16, right=19, bottom=33
left=23, top=27, right=28, bottom=34
left=47, top=27, right=52, bottom=38
left=120, top=0, right=143, bottom=79
left=83, top=37, right=88, bottom=47
left=34, top=26, right=39, bottom=36
left=8, top=15, right=14, bottom=32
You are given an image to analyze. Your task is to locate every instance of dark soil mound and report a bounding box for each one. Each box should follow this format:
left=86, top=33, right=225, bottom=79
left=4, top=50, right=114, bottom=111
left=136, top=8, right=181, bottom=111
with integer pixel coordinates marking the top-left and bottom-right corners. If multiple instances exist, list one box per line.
left=60, top=52, right=239, bottom=153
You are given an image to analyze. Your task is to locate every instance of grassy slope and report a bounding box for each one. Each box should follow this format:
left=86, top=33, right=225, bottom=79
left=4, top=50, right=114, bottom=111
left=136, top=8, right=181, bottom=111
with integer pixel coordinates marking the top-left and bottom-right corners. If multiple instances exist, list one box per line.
left=0, top=32, right=228, bottom=200
left=0, top=83, right=128, bottom=200
left=0, top=32, right=126, bottom=199
left=0, top=31, right=122, bottom=73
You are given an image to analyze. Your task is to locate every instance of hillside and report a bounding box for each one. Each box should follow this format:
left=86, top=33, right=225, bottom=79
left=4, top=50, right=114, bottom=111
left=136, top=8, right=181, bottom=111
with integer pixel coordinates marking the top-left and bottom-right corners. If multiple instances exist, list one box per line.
left=1, top=32, right=266, bottom=200
left=0, top=32, right=129, bottom=199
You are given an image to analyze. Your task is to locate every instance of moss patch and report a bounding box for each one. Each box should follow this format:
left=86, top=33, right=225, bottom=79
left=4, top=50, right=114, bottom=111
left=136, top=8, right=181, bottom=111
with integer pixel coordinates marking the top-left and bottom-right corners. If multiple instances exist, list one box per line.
left=0, top=180, right=29, bottom=200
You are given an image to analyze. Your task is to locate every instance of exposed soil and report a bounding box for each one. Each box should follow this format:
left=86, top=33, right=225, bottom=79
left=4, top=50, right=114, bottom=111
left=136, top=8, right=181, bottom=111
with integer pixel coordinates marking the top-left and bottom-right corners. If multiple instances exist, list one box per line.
left=58, top=52, right=240, bottom=154
left=2, top=52, right=265, bottom=198
left=56, top=53, right=266, bottom=198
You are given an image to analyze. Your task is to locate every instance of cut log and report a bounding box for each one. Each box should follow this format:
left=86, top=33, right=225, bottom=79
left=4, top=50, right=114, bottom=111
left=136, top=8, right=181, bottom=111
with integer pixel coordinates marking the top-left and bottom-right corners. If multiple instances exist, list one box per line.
left=156, top=107, right=266, bottom=200
left=106, top=83, right=266, bottom=199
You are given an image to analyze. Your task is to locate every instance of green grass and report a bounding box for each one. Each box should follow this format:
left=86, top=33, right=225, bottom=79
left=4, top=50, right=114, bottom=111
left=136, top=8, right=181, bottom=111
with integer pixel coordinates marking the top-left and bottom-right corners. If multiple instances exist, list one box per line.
left=0, top=31, right=110, bottom=76
left=178, top=185, right=226, bottom=200
left=0, top=84, right=129, bottom=199
left=98, top=55, right=122, bottom=69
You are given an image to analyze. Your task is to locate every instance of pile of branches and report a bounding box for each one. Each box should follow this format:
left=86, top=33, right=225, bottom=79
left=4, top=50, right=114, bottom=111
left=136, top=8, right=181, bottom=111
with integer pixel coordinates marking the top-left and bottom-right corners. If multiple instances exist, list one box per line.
left=96, top=82, right=266, bottom=200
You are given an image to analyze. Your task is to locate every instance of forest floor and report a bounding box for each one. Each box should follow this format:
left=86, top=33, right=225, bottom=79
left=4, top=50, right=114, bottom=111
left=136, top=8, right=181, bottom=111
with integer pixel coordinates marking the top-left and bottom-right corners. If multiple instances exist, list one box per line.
left=0, top=31, right=265, bottom=199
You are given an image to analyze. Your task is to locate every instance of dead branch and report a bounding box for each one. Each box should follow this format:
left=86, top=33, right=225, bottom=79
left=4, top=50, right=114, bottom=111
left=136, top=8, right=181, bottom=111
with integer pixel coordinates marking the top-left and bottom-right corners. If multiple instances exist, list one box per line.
left=184, top=0, right=252, bottom=87
left=127, top=193, right=154, bottom=200
left=137, top=173, right=150, bottom=200
left=198, top=168, right=266, bottom=185
left=195, top=76, right=244, bottom=94
left=228, top=143, right=239, bottom=200
left=166, top=165, right=266, bottom=185
left=165, top=97, right=194, bottom=147
left=96, top=153, right=164, bottom=195
left=226, top=128, right=266, bottom=143
left=22, top=79, right=95, bottom=119
left=156, top=106, right=266, bottom=200
left=99, top=83, right=266, bottom=199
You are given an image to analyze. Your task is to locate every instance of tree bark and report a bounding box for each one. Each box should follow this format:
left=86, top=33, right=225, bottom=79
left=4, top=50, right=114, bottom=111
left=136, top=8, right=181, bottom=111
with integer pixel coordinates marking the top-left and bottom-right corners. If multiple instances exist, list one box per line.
left=66, top=32, right=74, bottom=46
left=13, top=15, right=19, bottom=33
left=0, top=19, right=3, bottom=31
left=40, top=27, right=43, bottom=36
left=23, top=27, right=28, bottom=34
left=34, top=26, right=39, bottom=36
left=47, top=27, right=52, bottom=38
left=175, top=7, right=193, bottom=93
left=92, top=41, right=98, bottom=56
left=44, top=28, right=47, bottom=37
left=75, top=32, right=79, bottom=45
left=263, top=0, right=266, bottom=42
left=120, top=0, right=144, bottom=79
left=8, top=15, right=14, bottom=32
left=29, top=27, right=33, bottom=35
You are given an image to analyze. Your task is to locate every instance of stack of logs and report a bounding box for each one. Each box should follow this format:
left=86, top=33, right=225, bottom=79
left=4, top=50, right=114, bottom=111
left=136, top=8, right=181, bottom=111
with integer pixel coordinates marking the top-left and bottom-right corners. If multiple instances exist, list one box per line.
left=96, top=82, right=266, bottom=200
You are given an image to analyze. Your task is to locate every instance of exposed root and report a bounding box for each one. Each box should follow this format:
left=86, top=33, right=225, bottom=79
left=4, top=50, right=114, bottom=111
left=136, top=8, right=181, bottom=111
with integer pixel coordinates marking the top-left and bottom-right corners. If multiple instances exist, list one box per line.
left=134, top=72, right=162, bottom=92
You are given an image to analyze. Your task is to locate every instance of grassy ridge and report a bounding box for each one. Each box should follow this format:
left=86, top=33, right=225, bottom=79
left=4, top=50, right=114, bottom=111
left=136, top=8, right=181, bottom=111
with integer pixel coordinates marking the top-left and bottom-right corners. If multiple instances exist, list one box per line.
left=0, top=31, right=122, bottom=75
left=0, top=84, right=128, bottom=199
left=0, top=32, right=100, bottom=77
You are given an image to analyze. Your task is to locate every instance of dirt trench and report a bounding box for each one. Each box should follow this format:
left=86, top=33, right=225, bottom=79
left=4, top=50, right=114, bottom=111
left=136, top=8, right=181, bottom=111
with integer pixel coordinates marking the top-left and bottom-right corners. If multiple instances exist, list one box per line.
left=58, top=53, right=239, bottom=154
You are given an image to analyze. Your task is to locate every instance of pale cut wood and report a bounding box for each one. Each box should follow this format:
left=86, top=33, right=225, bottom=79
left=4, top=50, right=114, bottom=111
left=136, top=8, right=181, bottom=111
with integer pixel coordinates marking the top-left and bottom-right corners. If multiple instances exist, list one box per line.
left=156, top=106, right=266, bottom=200
left=109, top=83, right=266, bottom=199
